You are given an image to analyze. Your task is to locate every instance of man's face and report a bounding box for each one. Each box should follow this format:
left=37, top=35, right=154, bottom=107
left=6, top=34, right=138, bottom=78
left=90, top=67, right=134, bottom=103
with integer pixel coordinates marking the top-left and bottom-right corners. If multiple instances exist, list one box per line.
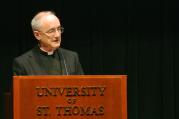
left=34, top=15, right=63, bottom=51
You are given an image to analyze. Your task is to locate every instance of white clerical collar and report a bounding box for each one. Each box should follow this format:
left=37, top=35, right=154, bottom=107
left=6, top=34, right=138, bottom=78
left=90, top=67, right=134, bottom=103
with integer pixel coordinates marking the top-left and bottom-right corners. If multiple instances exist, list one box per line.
left=47, top=51, right=54, bottom=55
left=40, top=47, right=54, bottom=55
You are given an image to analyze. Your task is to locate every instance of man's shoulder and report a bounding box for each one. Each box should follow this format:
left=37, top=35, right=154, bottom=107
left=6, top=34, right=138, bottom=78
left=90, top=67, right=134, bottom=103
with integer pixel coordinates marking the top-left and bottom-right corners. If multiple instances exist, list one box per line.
left=14, top=47, right=79, bottom=61
left=14, top=48, right=34, bottom=61
left=58, top=48, right=78, bottom=55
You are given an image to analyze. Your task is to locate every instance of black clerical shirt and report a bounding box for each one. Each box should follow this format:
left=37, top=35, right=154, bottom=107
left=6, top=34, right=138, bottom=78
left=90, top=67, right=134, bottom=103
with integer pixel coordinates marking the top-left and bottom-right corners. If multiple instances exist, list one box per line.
left=37, top=48, right=63, bottom=75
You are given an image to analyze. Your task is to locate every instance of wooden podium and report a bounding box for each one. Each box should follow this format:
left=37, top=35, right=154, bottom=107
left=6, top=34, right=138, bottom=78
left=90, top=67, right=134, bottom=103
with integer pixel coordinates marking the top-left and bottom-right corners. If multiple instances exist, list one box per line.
left=13, top=75, right=127, bottom=119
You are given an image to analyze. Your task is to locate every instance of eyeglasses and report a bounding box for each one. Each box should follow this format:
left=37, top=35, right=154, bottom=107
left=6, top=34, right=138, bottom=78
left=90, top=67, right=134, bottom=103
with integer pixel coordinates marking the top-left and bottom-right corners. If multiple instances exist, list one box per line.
left=39, top=26, right=64, bottom=37
left=46, top=26, right=64, bottom=34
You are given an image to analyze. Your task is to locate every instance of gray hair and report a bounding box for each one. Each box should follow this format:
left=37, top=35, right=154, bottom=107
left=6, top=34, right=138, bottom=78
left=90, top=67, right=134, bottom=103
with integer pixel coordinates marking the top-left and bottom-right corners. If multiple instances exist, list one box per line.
left=31, top=11, right=56, bottom=31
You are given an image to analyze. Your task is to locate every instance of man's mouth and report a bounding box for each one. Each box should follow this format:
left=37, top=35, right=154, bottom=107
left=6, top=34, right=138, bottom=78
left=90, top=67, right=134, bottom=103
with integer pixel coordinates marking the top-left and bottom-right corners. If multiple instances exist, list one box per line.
left=53, top=39, right=59, bottom=42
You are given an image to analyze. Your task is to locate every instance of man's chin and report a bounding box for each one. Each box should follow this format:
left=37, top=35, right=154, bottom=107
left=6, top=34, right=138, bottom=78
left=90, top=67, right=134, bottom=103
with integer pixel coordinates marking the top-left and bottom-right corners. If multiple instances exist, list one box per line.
left=52, top=44, right=60, bottom=50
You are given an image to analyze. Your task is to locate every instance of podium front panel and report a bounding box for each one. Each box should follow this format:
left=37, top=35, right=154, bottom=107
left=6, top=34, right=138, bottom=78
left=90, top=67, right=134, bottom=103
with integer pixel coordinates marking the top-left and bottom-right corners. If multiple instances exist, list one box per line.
left=13, top=75, right=127, bottom=119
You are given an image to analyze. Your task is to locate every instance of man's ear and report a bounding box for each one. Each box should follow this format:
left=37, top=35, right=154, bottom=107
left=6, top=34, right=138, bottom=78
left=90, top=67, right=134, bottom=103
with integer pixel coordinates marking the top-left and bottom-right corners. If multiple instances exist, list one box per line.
left=33, top=31, right=41, bottom=41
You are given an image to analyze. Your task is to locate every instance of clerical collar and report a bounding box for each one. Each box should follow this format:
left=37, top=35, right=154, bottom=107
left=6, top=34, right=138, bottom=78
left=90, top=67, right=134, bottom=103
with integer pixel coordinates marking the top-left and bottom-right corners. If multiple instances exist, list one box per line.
left=39, top=47, right=55, bottom=56
left=47, top=51, right=54, bottom=55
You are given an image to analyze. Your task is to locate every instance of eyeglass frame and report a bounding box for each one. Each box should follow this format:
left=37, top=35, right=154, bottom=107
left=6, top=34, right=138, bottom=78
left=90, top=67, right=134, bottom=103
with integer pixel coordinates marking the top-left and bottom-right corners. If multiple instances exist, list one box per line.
left=38, top=26, right=64, bottom=37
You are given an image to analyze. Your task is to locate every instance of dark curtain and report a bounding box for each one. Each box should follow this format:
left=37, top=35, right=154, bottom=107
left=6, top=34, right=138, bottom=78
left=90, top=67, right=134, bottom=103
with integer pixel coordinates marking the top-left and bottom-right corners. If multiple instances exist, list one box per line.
left=0, top=0, right=178, bottom=119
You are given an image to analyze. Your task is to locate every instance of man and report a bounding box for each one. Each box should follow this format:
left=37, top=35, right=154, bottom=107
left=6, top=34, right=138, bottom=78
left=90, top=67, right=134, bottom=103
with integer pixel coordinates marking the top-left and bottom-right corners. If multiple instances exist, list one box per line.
left=13, top=11, right=84, bottom=75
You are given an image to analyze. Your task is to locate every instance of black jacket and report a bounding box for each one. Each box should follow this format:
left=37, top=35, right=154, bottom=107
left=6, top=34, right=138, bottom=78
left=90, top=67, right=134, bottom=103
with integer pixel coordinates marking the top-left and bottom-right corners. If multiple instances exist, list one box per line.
left=13, top=46, right=84, bottom=75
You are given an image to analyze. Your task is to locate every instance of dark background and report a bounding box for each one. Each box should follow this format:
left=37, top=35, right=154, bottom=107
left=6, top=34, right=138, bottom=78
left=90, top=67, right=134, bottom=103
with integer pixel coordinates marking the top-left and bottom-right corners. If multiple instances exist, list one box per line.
left=0, top=0, right=178, bottom=119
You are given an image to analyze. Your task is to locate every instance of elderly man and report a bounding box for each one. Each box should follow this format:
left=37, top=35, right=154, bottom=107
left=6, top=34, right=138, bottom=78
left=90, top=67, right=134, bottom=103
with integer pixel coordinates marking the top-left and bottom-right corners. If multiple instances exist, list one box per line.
left=13, top=11, right=84, bottom=75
